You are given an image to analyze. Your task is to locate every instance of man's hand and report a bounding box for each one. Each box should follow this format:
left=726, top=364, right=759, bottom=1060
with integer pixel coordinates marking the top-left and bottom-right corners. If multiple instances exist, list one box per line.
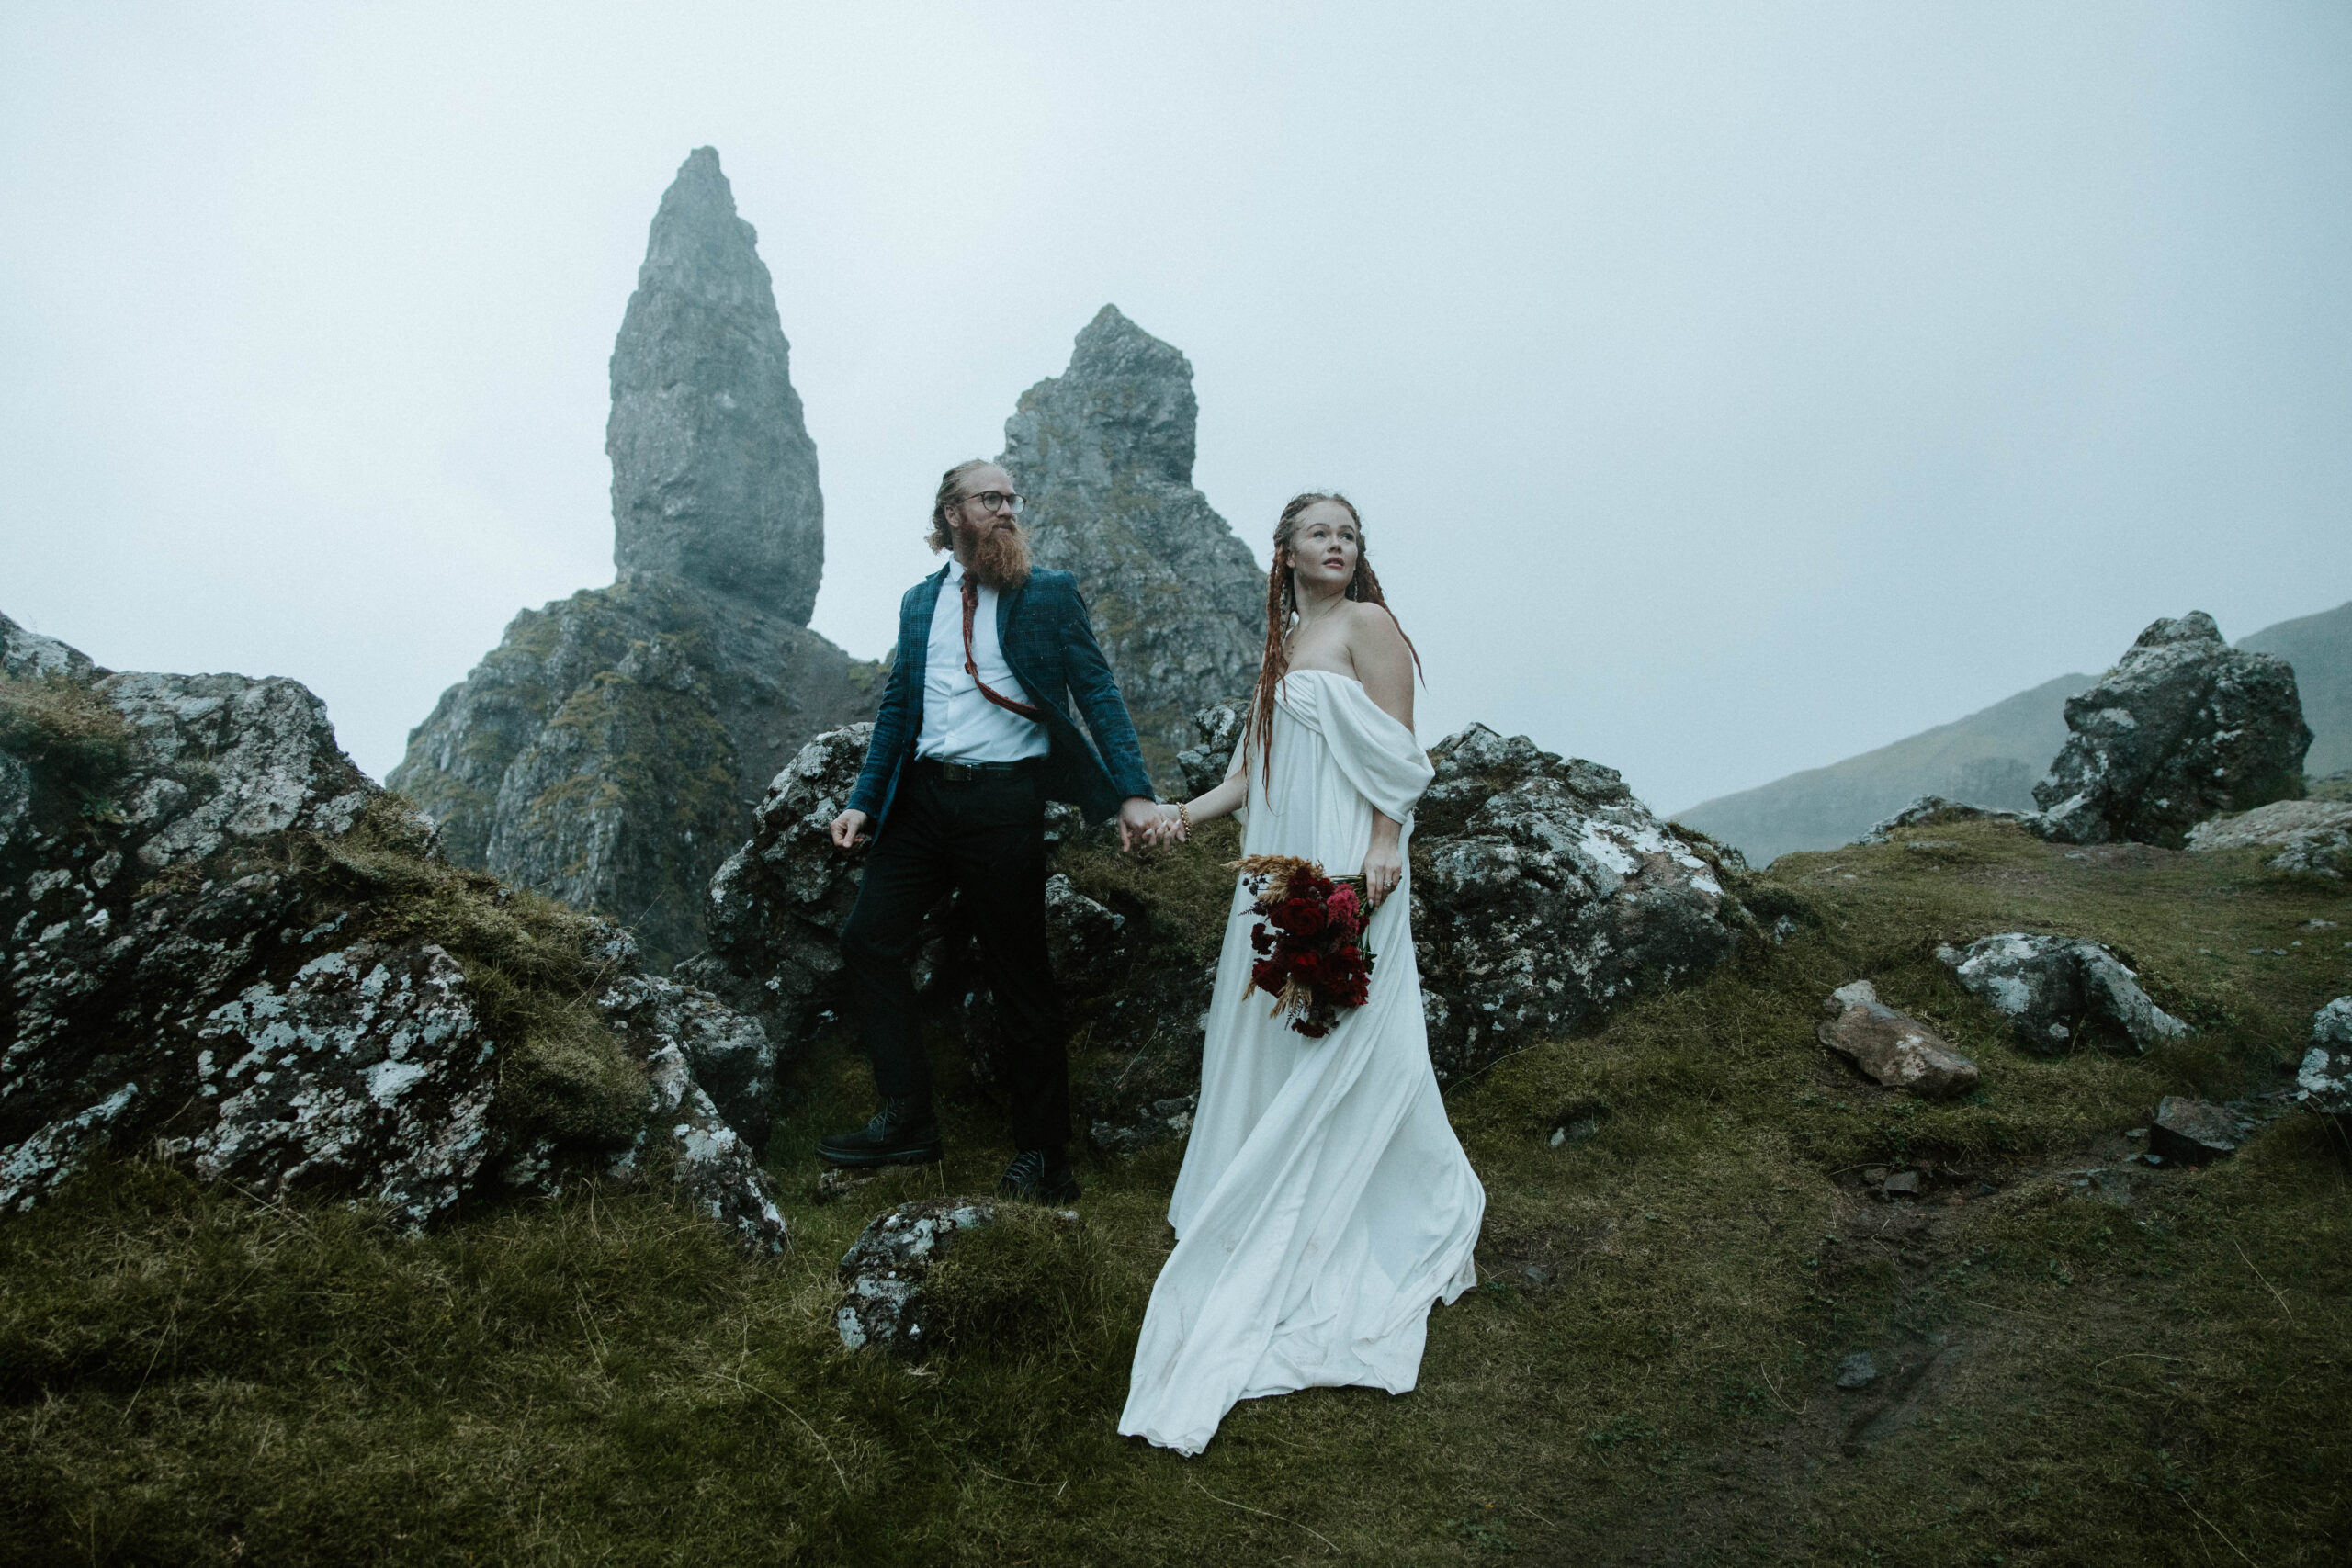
left=1117, top=796, right=1161, bottom=852
left=829, top=808, right=870, bottom=851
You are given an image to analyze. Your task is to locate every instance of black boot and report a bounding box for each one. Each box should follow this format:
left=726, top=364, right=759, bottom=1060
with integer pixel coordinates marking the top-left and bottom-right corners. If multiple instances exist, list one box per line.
left=818, top=1097, right=942, bottom=1168
left=996, top=1146, right=1080, bottom=1203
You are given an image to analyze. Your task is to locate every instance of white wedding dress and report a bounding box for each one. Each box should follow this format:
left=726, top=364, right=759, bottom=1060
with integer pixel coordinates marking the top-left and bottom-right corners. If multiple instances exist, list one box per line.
left=1119, top=670, right=1486, bottom=1456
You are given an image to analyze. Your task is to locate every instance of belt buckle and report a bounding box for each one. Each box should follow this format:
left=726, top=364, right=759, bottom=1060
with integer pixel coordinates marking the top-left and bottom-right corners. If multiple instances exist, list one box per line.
left=938, top=761, right=975, bottom=784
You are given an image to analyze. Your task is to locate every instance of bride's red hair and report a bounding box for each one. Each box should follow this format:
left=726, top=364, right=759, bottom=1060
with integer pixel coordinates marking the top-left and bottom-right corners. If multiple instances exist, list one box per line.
left=1248, top=492, right=1419, bottom=786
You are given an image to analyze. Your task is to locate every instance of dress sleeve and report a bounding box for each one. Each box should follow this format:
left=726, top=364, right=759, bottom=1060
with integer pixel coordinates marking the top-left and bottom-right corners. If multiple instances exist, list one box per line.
left=1322, top=681, right=1434, bottom=822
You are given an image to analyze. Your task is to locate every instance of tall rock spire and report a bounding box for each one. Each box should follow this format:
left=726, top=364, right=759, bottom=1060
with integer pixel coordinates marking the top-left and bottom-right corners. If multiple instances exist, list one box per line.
left=999, top=306, right=1265, bottom=768
left=607, top=147, right=823, bottom=625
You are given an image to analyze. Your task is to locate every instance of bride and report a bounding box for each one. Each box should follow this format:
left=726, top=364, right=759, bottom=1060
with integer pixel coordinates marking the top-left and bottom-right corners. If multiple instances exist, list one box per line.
left=1119, top=493, right=1486, bottom=1456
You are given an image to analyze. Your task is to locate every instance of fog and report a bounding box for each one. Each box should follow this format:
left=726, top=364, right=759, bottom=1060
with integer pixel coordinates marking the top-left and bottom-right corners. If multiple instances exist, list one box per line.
left=5, top=2, right=2347, bottom=813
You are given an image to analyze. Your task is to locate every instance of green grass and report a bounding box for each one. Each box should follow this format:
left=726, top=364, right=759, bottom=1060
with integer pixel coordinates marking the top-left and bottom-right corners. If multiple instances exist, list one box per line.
left=4, top=820, right=2348, bottom=1564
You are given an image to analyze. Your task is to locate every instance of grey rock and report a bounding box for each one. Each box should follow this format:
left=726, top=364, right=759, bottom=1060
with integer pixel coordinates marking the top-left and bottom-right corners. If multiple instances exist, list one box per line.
left=1853, top=795, right=2029, bottom=846
left=1042, top=873, right=1126, bottom=989
left=1880, top=1170, right=1923, bottom=1196
left=836, top=1197, right=1010, bottom=1353
left=1816, top=980, right=1980, bottom=1100
left=0, top=610, right=98, bottom=682
left=1091, top=1093, right=1198, bottom=1159
left=2149, top=1095, right=2242, bottom=1164
left=391, top=151, right=878, bottom=967
left=2185, top=797, right=2352, bottom=879
left=2296, top=998, right=2352, bottom=1115
left=390, top=536, right=878, bottom=972
left=2034, top=612, right=2312, bottom=848
left=608, top=147, right=823, bottom=623
left=600, top=972, right=777, bottom=1154
left=1835, top=1352, right=1879, bottom=1389
left=2, top=633, right=783, bottom=1249
left=999, top=307, right=1265, bottom=767
left=1410, top=725, right=1747, bottom=1080
left=1938, top=932, right=2190, bottom=1055
left=698, top=724, right=876, bottom=1046
left=1175, top=699, right=1247, bottom=798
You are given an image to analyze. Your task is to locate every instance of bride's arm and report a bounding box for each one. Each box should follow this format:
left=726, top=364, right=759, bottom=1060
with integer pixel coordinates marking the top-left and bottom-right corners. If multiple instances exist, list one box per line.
left=1170, top=767, right=1248, bottom=831
left=1352, top=604, right=1416, bottom=905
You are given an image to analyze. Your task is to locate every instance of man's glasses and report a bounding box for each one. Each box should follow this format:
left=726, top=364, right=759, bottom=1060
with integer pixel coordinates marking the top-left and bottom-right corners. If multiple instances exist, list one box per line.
left=966, top=490, right=1025, bottom=515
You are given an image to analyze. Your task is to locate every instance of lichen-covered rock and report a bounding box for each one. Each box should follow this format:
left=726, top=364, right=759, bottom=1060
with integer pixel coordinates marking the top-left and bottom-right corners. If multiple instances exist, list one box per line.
left=999, top=307, right=1265, bottom=768
left=1816, top=980, right=1979, bottom=1100
left=0, top=610, right=96, bottom=682
left=390, top=150, right=879, bottom=967
left=2033, top=613, right=2312, bottom=849
left=2185, top=798, right=2352, bottom=879
left=1937, top=933, right=2190, bottom=1055
left=600, top=972, right=776, bottom=1154
left=1175, top=700, right=1246, bottom=797
left=608, top=147, right=824, bottom=625
left=2296, top=998, right=2352, bottom=1116
left=1409, top=725, right=1747, bottom=1079
left=1853, top=795, right=2029, bottom=846
left=2, top=624, right=784, bottom=1249
left=697, top=724, right=875, bottom=1043
left=834, top=1198, right=1001, bottom=1353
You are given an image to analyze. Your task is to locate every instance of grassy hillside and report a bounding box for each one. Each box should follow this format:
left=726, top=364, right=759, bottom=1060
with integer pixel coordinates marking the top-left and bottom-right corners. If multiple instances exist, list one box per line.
left=2241, top=599, right=2352, bottom=777
left=1674, top=675, right=2087, bottom=864
left=4, top=822, right=2348, bottom=1566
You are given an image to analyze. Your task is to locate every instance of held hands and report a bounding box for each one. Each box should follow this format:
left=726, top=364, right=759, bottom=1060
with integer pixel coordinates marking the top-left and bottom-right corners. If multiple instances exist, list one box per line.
left=1117, top=796, right=1170, bottom=852
left=829, top=808, right=869, bottom=851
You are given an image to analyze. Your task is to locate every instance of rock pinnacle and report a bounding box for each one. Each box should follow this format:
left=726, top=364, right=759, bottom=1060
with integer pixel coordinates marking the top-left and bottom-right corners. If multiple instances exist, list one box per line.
left=607, top=146, right=823, bottom=624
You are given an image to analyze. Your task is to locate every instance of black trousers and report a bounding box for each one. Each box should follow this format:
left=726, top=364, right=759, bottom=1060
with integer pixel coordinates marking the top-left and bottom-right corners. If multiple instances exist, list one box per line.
left=839, top=762, right=1069, bottom=1152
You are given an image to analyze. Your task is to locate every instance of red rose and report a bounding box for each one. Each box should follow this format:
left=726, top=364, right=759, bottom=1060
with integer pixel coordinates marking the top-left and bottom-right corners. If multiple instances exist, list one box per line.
left=1280, top=897, right=1328, bottom=936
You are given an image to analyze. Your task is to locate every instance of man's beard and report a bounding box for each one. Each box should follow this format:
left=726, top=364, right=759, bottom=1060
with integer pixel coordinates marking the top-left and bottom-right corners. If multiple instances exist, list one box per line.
left=958, top=518, right=1033, bottom=592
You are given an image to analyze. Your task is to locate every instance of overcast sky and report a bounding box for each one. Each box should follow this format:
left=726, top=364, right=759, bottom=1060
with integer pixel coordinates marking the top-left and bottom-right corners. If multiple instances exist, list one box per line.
left=5, top=3, right=2347, bottom=813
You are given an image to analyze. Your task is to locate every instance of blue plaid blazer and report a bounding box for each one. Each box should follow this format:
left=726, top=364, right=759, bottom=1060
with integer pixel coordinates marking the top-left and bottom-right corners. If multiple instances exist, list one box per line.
left=844, top=565, right=1157, bottom=831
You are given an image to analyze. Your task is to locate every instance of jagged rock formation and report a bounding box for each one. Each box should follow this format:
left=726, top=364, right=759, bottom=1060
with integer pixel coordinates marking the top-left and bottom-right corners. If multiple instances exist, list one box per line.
left=1, top=617, right=784, bottom=1248
left=1408, top=726, right=1750, bottom=1079
left=2032, top=613, right=2311, bottom=849
left=391, top=150, right=878, bottom=967
left=1937, top=933, right=2190, bottom=1055
left=999, top=306, right=1266, bottom=771
left=2238, top=598, right=2352, bottom=777
left=2184, top=797, right=2352, bottom=878
left=609, top=146, right=824, bottom=623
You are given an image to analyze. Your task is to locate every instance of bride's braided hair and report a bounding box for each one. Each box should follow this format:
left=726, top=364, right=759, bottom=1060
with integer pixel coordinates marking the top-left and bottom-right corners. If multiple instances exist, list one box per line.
left=1249, top=492, right=1420, bottom=786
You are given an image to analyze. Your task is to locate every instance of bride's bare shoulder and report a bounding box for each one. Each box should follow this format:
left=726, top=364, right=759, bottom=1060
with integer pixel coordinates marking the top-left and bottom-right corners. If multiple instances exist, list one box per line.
left=1343, top=599, right=1409, bottom=651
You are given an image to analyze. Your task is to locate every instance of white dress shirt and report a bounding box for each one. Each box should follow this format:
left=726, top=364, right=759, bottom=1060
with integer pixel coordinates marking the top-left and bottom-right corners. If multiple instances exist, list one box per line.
left=915, top=557, right=1052, bottom=763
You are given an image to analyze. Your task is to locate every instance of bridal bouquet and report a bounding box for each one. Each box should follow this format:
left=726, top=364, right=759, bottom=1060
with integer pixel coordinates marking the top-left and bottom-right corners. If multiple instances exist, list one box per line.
left=1234, top=854, right=1376, bottom=1039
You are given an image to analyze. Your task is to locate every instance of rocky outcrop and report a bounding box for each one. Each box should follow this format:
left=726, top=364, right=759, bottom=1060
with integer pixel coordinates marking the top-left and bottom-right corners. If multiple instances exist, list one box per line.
left=2296, top=998, right=2352, bottom=1116
left=834, top=1198, right=997, bottom=1353
left=2184, top=797, right=2352, bottom=879
left=1175, top=699, right=1246, bottom=797
left=1816, top=981, right=1979, bottom=1100
left=609, top=147, right=824, bottom=624
left=999, top=307, right=1265, bottom=769
left=1409, top=725, right=1749, bottom=1080
left=2, top=626, right=784, bottom=1249
left=2033, top=613, right=2312, bottom=848
left=1853, top=795, right=2028, bottom=845
left=1937, top=933, right=2190, bottom=1055
left=696, top=723, right=874, bottom=1041
left=391, top=151, right=880, bottom=968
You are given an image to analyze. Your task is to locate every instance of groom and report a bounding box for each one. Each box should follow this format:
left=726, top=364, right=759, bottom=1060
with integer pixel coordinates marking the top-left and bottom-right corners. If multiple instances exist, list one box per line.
left=821, top=459, right=1160, bottom=1202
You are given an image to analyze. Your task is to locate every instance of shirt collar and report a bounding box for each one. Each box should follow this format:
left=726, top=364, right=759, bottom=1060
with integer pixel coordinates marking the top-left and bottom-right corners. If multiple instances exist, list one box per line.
left=942, top=555, right=967, bottom=588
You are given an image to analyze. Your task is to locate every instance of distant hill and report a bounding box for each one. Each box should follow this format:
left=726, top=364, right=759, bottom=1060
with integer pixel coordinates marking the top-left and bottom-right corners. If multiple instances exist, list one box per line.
left=1674, top=598, right=2352, bottom=865
left=2238, top=599, right=2352, bottom=777
left=1671, top=675, right=2088, bottom=865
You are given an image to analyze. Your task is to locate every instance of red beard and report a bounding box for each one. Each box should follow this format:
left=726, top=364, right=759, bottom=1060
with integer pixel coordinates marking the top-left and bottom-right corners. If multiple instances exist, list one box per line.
left=956, top=518, right=1033, bottom=592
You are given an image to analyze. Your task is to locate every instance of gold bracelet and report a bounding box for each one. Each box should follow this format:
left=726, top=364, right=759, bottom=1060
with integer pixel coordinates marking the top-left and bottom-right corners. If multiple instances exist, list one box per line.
left=1178, top=801, right=1192, bottom=837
